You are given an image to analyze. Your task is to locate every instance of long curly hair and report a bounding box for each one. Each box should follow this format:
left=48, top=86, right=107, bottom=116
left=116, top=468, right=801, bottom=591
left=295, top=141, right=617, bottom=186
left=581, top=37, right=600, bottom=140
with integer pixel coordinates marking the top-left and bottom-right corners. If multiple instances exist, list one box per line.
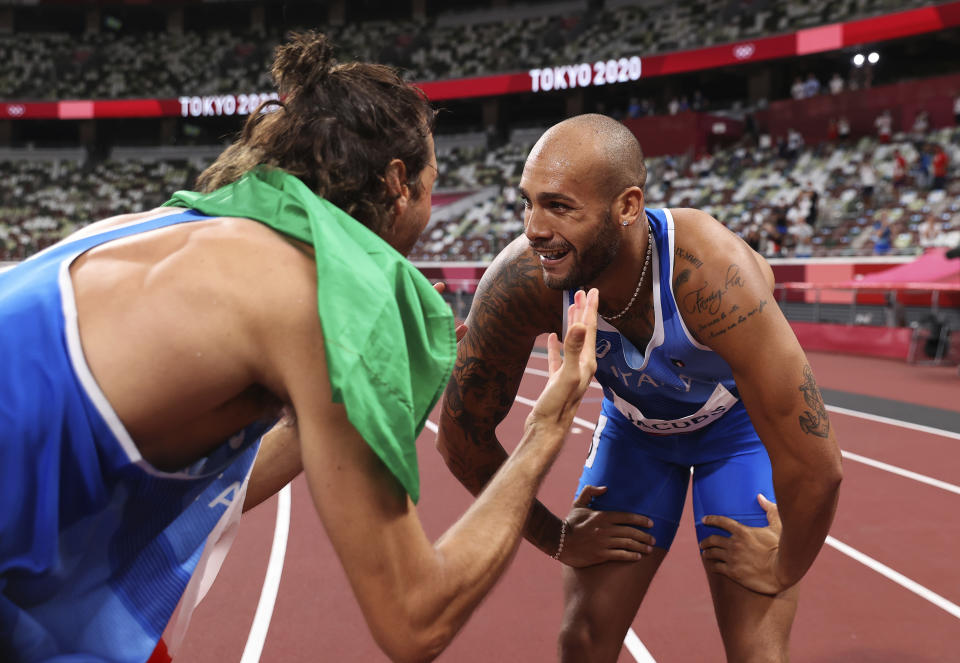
left=196, top=31, right=435, bottom=235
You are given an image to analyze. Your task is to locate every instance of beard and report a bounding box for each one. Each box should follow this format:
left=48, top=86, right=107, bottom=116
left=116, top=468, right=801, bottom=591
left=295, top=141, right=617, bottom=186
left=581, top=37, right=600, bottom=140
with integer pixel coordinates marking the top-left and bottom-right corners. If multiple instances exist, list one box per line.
left=539, top=210, right=621, bottom=290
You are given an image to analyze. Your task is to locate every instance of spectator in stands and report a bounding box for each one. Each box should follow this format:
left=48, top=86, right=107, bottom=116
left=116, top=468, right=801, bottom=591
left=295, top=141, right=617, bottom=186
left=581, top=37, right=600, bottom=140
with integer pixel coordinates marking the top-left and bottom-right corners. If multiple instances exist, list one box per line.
left=914, top=143, right=933, bottom=189
left=918, top=212, right=942, bottom=249
left=692, top=89, right=705, bottom=111
left=859, top=157, right=877, bottom=207
left=788, top=213, right=814, bottom=257
left=803, top=182, right=820, bottom=228
left=874, top=109, right=893, bottom=144
left=931, top=144, right=949, bottom=190
left=911, top=110, right=930, bottom=140
left=803, top=73, right=821, bottom=98
left=892, top=148, right=909, bottom=189
left=828, top=72, right=844, bottom=95
left=791, top=76, right=805, bottom=100
left=627, top=97, right=643, bottom=118
left=668, top=97, right=680, bottom=115
left=871, top=214, right=892, bottom=254
left=786, top=128, right=804, bottom=161
left=837, top=116, right=851, bottom=142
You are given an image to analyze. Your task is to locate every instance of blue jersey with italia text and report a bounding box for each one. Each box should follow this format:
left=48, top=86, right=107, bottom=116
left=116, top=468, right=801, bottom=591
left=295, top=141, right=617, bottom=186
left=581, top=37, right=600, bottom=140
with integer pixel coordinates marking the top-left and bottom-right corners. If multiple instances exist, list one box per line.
left=564, top=208, right=742, bottom=435
left=0, top=209, right=275, bottom=662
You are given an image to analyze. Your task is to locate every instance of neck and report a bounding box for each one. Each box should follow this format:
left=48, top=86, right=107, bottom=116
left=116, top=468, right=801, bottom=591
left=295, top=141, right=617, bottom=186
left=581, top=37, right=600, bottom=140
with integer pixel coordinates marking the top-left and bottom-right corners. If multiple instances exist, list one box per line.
left=596, top=222, right=653, bottom=320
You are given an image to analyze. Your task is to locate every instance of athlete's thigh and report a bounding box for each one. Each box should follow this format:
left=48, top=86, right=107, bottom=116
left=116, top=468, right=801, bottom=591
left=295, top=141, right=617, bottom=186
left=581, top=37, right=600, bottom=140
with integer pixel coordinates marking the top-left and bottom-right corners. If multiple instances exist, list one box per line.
left=577, top=408, right=691, bottom=550
left=690, top=412, right=775, bottom=543
left=692, top=411, right=796, bottom=660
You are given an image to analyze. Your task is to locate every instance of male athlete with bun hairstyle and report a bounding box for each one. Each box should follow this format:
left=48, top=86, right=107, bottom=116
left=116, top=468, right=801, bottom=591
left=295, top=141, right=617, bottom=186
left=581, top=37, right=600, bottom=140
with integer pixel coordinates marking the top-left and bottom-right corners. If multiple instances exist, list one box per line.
left=0, top=32, right=599, bottom=663
left=437, top=113, right=843, bottom=662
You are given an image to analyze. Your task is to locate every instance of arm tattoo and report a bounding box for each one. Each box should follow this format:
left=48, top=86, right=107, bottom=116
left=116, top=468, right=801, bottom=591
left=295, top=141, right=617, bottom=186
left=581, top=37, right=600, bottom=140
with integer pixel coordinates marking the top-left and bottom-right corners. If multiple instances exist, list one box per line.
left=798, top=365, right=831, bottom=438
left=675, top=247, right=704, bottom=268
left=439, top=248, right=560, bottom=492
left=682, top=263, right=745, bottom=315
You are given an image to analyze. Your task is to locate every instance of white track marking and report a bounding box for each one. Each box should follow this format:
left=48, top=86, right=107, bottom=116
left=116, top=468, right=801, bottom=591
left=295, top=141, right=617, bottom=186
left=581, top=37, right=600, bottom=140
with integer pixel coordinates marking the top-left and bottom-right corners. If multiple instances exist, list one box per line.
left=825, top=536, right=960, bottom=620
left=240, top=484, right=291, bottom=663
left=425, top=419, right=438, bottom=433
left=524, top=366, right=603, bottom=390
left=841, top=450, right=960, bottom=495
left=826, top=405, right=960, bottom=441
left=624, top=628, right=658, bottom=663
left=514, top=394, right=596, bottom=430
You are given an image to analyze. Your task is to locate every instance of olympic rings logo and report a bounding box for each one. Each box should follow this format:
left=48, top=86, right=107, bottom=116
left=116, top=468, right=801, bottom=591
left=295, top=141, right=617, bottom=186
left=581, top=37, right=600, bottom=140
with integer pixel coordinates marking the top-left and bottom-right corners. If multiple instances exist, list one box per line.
left=6, top=105, right=25, bottom=117
left=733, top=44, right=756, bottom=60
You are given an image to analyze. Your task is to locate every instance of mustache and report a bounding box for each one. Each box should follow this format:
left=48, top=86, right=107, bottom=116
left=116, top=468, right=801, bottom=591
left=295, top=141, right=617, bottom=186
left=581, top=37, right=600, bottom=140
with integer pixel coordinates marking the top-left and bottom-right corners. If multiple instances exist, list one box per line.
left=529, top=240, right=573, bottom=252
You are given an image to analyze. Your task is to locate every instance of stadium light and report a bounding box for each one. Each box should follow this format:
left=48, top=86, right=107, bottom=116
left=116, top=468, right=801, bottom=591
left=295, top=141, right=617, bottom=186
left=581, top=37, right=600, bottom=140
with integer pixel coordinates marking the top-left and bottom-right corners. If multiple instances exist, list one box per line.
left=867, top=51, right=880, bottom=64
left=853, top=53, right=865, bottom=67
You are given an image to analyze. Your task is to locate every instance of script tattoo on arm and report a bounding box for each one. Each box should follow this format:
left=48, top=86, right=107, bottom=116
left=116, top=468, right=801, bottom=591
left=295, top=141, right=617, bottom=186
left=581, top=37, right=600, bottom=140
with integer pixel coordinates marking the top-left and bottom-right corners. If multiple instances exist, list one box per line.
left=683, top=264, right=745, bottom=315
left=681, top=263, right=770, bottom=341
left=797, top=364, right=831, bottom=438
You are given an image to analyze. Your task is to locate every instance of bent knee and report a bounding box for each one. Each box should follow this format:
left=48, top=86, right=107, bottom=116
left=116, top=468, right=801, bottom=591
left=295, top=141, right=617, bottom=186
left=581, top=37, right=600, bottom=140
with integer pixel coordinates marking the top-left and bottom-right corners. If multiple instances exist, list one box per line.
left=558, top=619, right=624, bottom=663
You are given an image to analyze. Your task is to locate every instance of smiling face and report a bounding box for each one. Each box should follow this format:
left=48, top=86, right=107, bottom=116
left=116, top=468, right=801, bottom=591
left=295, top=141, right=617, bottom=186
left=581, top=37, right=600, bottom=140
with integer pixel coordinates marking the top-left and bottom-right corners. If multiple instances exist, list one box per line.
left=519, top=131, right=625, bottom=290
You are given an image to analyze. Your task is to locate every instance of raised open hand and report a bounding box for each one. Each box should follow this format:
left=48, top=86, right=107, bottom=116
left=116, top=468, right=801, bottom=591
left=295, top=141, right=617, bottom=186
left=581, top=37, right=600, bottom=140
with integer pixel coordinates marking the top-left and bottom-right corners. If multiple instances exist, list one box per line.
left=527, top=288, right=599, bottom=436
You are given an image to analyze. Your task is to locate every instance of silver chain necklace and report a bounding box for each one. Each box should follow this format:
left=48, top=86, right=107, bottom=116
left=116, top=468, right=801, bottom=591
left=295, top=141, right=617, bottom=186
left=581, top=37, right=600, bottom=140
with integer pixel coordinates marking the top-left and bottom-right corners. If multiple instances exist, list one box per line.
left=603, top=224, right=653, bottom=321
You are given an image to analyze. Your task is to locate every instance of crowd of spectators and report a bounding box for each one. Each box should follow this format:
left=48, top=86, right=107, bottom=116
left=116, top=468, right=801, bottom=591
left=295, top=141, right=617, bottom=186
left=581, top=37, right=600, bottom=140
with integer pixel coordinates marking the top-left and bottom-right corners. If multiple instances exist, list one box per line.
left=0, top=158, right=201, bottom=260
left=1, top=117, right=957, bottom=263
left=0, top=0, right=929, bottom=101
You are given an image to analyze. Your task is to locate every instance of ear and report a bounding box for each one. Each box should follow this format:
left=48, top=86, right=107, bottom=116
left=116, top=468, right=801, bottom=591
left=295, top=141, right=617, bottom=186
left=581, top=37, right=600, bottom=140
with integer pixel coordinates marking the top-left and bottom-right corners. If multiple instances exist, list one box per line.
left=615, top=186, right=646, bottom=227
left=384, top=158, right=411, bottom=219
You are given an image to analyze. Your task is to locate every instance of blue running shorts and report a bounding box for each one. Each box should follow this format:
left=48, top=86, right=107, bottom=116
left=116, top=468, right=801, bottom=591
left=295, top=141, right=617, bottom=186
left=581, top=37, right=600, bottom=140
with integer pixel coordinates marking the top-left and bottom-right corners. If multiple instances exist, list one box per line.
left=576, top=398, right=776, bottom=550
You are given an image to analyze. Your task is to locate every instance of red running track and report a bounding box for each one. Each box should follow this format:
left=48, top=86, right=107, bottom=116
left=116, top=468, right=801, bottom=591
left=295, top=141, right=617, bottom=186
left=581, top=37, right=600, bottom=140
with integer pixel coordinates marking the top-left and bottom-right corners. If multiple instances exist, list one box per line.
left=173, top=351, right=960, bottom=662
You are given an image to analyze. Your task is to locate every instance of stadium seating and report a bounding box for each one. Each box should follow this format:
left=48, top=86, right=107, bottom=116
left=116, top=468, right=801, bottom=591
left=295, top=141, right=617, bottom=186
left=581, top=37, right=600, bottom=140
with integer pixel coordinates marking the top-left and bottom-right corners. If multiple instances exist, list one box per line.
left=0, top=0, right=930, bottom=100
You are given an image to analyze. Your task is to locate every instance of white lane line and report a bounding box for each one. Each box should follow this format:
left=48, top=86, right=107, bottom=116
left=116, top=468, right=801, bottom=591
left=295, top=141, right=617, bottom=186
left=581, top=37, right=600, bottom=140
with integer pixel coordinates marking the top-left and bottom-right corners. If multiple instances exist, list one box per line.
left=826, top=405, right=960, bottom=441
left=424, top=419, right=438, bottom=433
left=240, top=483, right=291, bottom=663
left=524, top=366, right=603, bottom=390
left=623, top=628, right=658, bottom=663
left=523, top=368, right=960, bottom=493
left=841, top=450, right=960, bottom=495
left=825, top=536, right=960, bottom=620
left=514, top=394, right=596, bottom=430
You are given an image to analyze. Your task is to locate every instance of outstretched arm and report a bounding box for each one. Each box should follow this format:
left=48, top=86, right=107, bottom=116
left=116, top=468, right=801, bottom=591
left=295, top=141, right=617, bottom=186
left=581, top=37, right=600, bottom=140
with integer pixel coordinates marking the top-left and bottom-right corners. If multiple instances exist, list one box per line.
left=303, top=289, right=598, bottom=662
left=263, top=276, right=600, bottom=662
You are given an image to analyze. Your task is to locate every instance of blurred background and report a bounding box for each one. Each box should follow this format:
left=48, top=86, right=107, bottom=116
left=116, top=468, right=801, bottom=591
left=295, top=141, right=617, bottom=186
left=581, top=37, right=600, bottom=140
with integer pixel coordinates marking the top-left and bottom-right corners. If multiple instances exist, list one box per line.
left=1, top=0, right=958, bottom=362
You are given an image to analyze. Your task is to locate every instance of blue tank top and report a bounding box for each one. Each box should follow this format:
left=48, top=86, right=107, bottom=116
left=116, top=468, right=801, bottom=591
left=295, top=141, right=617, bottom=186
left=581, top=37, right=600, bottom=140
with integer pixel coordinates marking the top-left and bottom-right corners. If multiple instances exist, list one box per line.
left=564, top=208, right=739, bottom=435
left=0, top=208, right=275, bottom=662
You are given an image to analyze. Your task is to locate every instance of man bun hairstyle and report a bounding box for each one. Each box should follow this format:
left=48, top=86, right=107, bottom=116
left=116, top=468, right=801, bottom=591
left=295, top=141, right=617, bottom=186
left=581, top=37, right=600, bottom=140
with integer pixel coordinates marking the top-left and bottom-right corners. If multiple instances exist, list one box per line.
left=196, top=31, right=435, bottom=235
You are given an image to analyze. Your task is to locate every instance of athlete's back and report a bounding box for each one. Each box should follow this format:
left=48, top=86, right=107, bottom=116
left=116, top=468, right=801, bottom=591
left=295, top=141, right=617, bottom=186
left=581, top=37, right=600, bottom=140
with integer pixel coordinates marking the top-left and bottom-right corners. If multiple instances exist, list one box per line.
left=0, top=208, right=282, bottom=662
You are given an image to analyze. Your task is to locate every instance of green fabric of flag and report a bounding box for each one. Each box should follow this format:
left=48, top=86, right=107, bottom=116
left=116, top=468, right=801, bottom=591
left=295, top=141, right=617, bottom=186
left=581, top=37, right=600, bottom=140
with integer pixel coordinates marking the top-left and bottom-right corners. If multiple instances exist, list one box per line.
left=164, top=167, right=455, bottom=503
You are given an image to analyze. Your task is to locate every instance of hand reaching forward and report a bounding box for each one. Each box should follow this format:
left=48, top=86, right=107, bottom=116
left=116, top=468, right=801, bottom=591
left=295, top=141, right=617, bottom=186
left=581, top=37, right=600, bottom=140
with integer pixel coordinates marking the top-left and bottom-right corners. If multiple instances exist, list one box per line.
left=700, top=494, right=788, bottom=595
left=559, top=485, right=656, bottom=567
left=526, top=288, right=599, bottom=436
